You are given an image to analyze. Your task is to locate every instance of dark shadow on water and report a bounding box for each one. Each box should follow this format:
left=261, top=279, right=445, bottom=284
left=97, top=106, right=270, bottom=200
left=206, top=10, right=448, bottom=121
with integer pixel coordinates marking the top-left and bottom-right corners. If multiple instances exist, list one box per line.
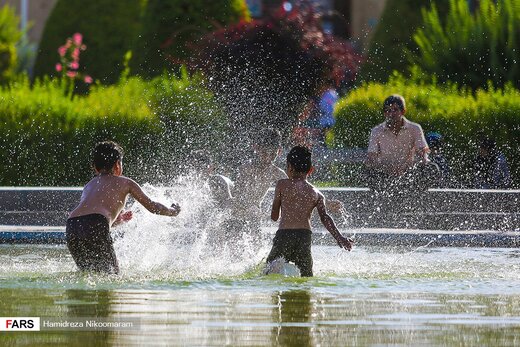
left=271, top=289, right=313, bottom=347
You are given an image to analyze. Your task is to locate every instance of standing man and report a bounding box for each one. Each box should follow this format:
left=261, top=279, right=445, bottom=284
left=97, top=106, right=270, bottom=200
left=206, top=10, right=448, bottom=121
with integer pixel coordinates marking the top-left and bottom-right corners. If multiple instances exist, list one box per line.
left=365, top=94, right=437, bottom=189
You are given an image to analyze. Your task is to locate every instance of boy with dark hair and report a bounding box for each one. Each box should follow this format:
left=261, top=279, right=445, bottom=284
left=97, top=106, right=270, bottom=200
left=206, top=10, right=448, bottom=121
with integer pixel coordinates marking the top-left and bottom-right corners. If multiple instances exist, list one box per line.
left=66, top=141, right=181, bottom=274
left=265, top=146, right=353, bottom=277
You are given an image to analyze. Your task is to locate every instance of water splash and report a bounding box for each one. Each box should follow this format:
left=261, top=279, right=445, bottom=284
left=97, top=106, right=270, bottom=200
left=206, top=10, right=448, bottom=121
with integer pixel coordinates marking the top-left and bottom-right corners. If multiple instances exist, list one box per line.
left=115, top=175, right=271, bottom=280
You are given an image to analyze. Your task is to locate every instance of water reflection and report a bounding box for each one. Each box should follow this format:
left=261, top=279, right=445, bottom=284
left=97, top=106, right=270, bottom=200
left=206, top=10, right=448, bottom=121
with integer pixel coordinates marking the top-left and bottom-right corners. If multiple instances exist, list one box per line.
left=272, top=289, right=313, bottom=346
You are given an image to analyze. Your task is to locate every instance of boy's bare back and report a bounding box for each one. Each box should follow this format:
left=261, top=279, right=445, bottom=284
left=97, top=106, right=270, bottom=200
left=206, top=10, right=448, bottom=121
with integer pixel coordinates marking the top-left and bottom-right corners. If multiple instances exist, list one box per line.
left=70, top=174, right=179, bottom=225
left=271, top=178, right=322, bottom=230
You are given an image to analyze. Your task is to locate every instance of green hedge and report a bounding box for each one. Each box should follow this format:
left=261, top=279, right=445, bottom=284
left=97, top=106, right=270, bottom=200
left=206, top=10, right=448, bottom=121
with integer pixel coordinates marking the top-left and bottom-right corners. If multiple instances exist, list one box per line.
left=33, top=0, right=144, bottom=85
left=332, top=74, right=520, bottom=186
left=0, top=73, right=225, bottom=186
left=130, top=0, right=250, bottom=78
left=0, top=5, right=21, bottom=84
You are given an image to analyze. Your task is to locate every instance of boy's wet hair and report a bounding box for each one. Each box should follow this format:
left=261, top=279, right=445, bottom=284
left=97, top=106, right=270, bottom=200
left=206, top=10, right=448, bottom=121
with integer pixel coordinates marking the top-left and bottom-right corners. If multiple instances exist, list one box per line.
left=92, top=141, right=124, bottom=172
left=287, top=146, right=312, bottom=173
left=383, top=94, right=406, bottom=113
left=256, top=128, right=281, bottom=148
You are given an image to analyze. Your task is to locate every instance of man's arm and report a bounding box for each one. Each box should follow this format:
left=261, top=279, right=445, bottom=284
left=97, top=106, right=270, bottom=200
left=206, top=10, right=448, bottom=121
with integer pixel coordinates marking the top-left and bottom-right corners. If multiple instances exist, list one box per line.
left=316, top=193, right=353, bottom=251
left=366, top=127, right=380, bottom=168
left=271, top=181, right=282, bottom=221
left=415, top=125, right=431, bottom=164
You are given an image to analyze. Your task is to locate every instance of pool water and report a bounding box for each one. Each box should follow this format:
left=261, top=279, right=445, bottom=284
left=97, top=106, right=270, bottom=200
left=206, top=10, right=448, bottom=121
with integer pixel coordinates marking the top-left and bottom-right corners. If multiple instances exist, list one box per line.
left=2, top=181, right=520, bottom=346
left=2, top=242, right=520, bottom=346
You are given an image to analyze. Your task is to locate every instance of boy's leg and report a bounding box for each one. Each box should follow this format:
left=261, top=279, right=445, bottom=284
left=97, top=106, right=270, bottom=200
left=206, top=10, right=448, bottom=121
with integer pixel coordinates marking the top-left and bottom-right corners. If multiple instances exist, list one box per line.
left=266, top=231, right=291, bottom=263
left=293, top=231, right=313, bottom=277
left=66, top=214, right=119, bottom=274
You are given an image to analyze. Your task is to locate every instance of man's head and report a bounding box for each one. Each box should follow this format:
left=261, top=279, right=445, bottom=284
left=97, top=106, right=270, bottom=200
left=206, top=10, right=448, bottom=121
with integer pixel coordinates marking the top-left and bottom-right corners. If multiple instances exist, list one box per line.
left=92, top=141, right=124, bottom=173
left=287, top=145, right=312, bottom=174
left=383, top=94, right=406, bottom=124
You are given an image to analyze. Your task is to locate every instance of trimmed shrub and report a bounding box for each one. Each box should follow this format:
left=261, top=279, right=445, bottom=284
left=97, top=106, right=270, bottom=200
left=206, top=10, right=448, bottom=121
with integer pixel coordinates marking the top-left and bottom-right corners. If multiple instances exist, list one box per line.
left=0, top=5, right=21, bottom=84
left=332, top=74, right=520, bottom=186
left=0, top=73, right=225, bottom=186
left=130, top=0, right=250, bottom=78
left=411, top=0, right=520, bottom=90
left=33, top=0, right=144, bottom=85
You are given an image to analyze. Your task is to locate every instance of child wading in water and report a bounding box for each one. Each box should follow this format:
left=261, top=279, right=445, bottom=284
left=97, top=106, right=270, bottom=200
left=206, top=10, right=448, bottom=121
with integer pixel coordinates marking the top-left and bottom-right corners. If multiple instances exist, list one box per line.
left=66, top=141, right=181, bottom=274
left=266, top=146, right=353, bottom=277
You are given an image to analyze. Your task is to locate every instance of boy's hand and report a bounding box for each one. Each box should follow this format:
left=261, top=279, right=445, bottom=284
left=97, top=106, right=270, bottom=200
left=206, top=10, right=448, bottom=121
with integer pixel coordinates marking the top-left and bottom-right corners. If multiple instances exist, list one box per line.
left=170, top=203, right=181, bottom=216
left=113, top=210, right=133, bottom=226
left=337, top=236, right=354, bottom=251
left=327, top=199, right=344, bottom=213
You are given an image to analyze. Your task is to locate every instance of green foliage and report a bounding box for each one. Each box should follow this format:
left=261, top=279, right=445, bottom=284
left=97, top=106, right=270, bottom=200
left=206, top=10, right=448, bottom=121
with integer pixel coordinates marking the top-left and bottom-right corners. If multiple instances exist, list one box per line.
left=130, top=0, right=250, bottom=78
left=33, top=0, right=145, bottom=85
left=359, top=0, right=450, bottom=83
left=0, top=72, right=225, bottom=186
left=332, top=73, right=520, bottom=186
left=0, top=5, right=22, bottom=84
left=411, top=0, right=520, bottom=89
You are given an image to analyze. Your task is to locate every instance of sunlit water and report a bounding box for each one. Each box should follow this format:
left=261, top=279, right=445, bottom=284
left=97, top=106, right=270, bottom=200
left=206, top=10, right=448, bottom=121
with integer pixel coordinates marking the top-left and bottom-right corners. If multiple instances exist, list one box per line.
left=2, top=180, right=520, bottom=345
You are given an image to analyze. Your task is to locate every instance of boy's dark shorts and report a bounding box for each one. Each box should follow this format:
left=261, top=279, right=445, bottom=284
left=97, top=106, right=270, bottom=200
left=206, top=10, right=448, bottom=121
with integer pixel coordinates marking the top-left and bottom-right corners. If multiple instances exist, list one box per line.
left=66, top=213, right=119, bottom=274
left=266, top=229, right=313, bottom=277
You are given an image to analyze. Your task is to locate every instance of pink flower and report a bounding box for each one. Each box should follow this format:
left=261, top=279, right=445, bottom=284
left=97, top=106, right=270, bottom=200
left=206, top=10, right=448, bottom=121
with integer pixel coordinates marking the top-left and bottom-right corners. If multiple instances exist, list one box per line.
left=71, top=48, right=80, bottom=60
left=58, top=46, right=67, bottom=57
left=84, top=75, right=93, bottom=84
left=66, top=71, right=77, bottom=78
left=55, top=63, right=62, bottom=72
left=72, top=33, right=83, bottom=46
left=69, top=61, right=79, bottom=69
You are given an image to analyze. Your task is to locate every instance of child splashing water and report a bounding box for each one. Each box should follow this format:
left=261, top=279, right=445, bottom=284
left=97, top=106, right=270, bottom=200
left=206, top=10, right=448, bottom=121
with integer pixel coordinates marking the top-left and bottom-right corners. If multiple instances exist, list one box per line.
left=265, top=146, right=353, bottom=277
left=66, top=141, right=181, bottom=274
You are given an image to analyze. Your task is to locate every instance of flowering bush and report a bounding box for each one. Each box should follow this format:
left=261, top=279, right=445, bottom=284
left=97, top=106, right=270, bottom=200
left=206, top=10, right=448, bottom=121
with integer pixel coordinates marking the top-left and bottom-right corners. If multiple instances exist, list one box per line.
left=192, top=2, right=362, bottom=141
left=55, top=33, right=93, bottom=90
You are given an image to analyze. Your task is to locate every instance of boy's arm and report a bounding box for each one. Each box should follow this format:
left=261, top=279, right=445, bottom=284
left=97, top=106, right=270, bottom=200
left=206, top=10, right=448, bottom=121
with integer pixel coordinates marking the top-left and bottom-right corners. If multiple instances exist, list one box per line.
left=316, top=193, right=353, bottom=251
left=127, top=179, right=180, bottom=216
left=271, top=181, right=282, bottom=221
left=209, top=175, right=233, bottom=207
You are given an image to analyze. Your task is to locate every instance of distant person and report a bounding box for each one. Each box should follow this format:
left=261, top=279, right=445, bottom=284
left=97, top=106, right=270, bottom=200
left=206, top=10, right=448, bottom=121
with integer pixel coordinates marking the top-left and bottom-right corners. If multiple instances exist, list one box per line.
left=302, top=82, right=339, bottom=148
left=472, top=136, right=511, bottom=189
left=189, top=149, right=233, bottom=207
left=66, top=141, right=181, bottom=274
left=265, top=146, right=353, bottom=277
left=426, top=132, right=451, bottom=187
left=365, top=94, right=438, bottom=190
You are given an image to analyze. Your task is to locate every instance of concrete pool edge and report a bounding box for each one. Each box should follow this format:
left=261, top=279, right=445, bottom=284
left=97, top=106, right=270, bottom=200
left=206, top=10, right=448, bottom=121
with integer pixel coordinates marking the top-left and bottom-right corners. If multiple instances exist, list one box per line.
left=1, top=225, right=519, bottom=247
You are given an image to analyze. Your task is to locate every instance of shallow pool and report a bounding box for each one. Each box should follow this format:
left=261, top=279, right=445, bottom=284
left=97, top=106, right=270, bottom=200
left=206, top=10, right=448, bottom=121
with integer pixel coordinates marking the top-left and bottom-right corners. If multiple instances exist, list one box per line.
left=2, top=241, right=520, bottom=346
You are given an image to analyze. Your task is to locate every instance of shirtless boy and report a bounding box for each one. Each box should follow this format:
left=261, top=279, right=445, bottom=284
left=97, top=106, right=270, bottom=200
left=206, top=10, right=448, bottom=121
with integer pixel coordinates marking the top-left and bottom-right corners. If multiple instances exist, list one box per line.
left=226, top=128, right=287, bottom=243
left=66, top=141, right=181, bottom=274
left=266, top=145, right=353, bottom=277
